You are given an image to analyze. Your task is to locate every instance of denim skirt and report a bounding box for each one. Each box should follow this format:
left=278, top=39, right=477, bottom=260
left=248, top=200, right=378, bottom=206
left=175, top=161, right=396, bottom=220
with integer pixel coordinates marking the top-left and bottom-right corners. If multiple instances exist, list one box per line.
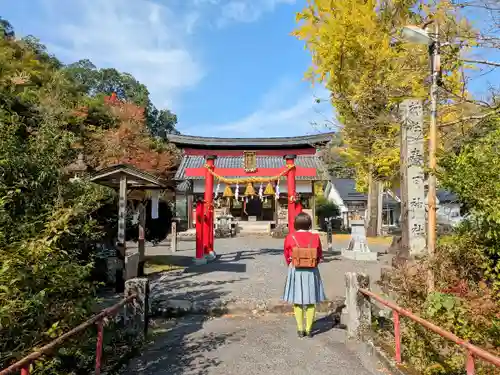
left=282, top=265, right=327, bottom=305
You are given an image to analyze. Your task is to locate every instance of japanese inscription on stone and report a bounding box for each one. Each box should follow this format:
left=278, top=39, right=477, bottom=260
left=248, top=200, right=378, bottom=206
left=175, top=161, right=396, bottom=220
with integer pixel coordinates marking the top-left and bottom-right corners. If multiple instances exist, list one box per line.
left=401, top=99, right=426, bottom=255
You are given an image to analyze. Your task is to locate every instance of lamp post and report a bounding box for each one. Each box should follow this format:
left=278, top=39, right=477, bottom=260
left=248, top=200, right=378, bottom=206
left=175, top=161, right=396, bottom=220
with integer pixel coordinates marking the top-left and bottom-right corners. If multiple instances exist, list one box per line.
left=402, top=23, right=439, bottom=291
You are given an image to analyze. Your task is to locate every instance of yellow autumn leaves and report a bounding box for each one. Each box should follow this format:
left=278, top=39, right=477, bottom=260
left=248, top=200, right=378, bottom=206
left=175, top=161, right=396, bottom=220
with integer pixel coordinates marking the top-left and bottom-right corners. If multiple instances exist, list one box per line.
left=294, top=0, right=472, bottom=189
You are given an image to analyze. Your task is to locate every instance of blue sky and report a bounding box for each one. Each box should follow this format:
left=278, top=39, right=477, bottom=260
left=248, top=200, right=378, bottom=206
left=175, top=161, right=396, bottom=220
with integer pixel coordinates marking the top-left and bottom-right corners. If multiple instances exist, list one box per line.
left=1, top=0, right=334, bottom=138
left=1, top=0, right=498, bottom=138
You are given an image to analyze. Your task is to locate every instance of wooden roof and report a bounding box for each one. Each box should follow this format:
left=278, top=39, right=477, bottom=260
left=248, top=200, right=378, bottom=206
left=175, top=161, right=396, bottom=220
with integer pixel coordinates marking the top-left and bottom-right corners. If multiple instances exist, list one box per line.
left=167, top=132, right=335, bottom=149
left=90, top=164, right=172, bottom=190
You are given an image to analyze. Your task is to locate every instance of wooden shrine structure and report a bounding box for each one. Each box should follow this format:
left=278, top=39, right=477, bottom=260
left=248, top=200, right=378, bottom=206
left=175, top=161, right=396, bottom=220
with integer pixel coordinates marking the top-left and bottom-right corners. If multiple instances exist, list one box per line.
left=168, top=133, right=332, bottom=263
left=90, top=164, right=173, bottom=291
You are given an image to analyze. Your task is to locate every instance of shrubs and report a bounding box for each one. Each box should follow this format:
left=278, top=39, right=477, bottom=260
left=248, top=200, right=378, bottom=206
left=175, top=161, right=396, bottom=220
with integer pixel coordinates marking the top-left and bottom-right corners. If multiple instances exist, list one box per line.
left=380, top=231, right=500, bottom=374
left=315, top=196, right=341, bottom=231
left=379, top=121, right=500, bottom=374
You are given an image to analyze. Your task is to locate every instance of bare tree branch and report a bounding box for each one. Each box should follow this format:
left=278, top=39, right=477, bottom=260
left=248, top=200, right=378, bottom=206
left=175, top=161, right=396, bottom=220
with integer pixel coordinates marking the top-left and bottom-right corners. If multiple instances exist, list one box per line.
left=461, top=58, right=500, bottom=67
left=439, top=109, right=500, bottom=128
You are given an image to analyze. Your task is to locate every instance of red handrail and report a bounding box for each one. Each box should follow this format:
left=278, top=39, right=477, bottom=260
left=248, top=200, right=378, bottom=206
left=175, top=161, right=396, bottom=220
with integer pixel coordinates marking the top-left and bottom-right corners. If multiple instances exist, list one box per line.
left=359, top=288, right=500, bottom=375
left=0, top=294, right=137, bottom=375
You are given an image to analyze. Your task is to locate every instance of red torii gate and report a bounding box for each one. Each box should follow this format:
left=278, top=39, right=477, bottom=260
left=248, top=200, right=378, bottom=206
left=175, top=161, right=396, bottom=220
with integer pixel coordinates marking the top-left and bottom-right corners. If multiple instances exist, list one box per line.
left=194, top=155, right=297, bottom=262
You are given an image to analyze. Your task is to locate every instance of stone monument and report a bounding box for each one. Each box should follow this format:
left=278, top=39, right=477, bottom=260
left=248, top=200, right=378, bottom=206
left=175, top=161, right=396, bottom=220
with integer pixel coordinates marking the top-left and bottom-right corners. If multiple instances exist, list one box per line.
left=341, top=219, right=377, bottom=261
left=400, top=99, right=427, bottom=257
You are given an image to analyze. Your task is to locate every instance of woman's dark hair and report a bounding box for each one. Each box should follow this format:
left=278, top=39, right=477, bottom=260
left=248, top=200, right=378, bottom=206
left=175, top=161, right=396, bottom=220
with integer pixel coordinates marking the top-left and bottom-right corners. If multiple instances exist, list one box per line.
left=294, top=212, right=312, bottom=231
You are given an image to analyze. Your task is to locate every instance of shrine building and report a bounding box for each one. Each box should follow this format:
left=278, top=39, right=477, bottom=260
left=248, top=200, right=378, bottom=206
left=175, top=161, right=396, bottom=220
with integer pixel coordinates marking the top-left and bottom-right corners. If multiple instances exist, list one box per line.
left=169, top=133, right=333, bottom=230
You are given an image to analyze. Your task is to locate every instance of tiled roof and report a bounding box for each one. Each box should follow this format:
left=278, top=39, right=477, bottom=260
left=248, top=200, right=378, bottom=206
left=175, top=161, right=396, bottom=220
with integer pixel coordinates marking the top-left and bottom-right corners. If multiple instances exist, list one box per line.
left=331, top=178, right=399, bottom=206
left=437, top=189, right=458, bottom=203
left=175, top=155, right=326, bottom=180
left=331, top=178, right=459, bottom=206
left=331, top=179, right=367, bottom=201
left=167, top=132, right=335, bottom=148
left=176, top=180, right=192, bottom=192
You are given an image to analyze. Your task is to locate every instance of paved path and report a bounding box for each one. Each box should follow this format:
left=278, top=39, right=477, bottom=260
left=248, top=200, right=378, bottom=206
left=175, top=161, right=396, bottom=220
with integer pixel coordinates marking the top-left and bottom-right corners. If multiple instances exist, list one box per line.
left=144, top=237, right=391, bottom=312
left=123, top=236, right=393, bottom=374
left=126, top=314, right=389, bottom=375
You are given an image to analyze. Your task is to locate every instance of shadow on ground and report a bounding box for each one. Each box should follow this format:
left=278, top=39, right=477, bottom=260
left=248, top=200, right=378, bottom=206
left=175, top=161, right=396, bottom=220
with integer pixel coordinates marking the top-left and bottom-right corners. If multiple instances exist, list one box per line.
left=127, top=317, right=241, bottom=375
left=126, top=281, right=243, bottom=375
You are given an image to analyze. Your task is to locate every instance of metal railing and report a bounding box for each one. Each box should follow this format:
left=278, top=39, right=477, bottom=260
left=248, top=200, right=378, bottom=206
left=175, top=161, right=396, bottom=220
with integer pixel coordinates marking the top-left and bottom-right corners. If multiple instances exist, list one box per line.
left=0, top=294, right=137, bottom=375
left=359, top=288, right=500, bottom=375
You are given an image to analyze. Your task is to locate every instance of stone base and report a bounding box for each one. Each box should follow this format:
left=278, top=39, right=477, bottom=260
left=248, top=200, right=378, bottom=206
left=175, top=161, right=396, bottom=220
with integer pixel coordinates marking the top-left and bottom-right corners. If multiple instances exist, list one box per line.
left=341, top=249, right=378, bottom=261
left=193, top=257, right=207, bottom=265
left=193, top=251, right=217, bottom=265
left=205, top=251, right=217, bottom=261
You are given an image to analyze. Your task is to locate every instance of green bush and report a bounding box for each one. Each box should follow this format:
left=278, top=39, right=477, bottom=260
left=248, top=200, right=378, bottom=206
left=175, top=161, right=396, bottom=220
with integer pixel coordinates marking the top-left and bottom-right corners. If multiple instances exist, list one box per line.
left=379, top=121, right=500, bottom=374
left=315, top=196, right=341, bottom=219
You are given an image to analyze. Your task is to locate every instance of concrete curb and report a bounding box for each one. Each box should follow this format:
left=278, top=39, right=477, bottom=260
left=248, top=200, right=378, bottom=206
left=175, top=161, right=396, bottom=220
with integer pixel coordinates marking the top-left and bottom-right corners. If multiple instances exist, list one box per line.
left=150, top=298, right=346, bottom=319
left=170, top=233, right=394, bottom=244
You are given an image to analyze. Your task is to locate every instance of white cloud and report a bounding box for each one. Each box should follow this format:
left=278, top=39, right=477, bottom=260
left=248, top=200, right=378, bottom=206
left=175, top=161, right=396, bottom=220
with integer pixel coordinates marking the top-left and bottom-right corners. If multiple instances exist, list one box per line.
left=185, top=0, right=296, bottom=28
left=181, top=81, right=337, bottom=137
left=39, top=0, right=204, bottom=109
left=217, top=0, right=296, bottom=27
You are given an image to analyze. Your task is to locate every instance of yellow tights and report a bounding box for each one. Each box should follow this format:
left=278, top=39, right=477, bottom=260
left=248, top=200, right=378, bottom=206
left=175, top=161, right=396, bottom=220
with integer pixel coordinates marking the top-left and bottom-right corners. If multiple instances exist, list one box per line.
left=293, top=304, right=316, bottom=333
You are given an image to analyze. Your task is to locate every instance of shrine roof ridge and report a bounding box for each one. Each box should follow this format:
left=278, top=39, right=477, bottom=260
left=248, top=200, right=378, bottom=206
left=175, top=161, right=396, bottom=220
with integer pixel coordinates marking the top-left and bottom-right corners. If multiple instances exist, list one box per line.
left=167, top=132, right=336, bottom=148
left=175, top=155, right=327, bottom=181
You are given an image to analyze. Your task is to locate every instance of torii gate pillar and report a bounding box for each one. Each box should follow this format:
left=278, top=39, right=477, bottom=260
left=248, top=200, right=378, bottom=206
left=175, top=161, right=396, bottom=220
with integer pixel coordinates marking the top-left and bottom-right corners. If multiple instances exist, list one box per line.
left=203, top=155, right=217, bottom=260
left=285, top=155, right=296, bottom=233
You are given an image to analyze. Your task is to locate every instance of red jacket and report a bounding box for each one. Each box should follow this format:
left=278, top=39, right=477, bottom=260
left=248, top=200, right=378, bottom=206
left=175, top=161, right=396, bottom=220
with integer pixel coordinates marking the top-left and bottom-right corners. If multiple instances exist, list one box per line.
left=284, top=231, right=323, bottom=266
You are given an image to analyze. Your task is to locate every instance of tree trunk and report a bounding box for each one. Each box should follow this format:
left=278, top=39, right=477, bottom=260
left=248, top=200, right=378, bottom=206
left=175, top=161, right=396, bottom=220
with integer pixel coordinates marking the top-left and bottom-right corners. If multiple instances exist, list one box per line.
left=366, top=172, right=381, bottom=237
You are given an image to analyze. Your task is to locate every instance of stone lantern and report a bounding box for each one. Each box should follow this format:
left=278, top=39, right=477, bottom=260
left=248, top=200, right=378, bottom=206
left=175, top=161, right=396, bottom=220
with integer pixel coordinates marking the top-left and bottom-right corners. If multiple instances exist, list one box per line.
left=65, top=152, right=88, bottom=182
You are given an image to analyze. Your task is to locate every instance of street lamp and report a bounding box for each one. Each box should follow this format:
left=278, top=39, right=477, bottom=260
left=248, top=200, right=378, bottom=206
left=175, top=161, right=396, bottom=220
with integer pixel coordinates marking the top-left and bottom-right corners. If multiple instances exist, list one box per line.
left=401, top=25, right=433, bottom=45
left=401, top=23, right=439, bottom=291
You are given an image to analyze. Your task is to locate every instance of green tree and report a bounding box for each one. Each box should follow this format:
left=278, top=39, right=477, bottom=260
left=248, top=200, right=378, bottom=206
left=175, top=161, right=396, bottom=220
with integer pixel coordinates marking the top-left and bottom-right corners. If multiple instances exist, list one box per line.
left=20, top=35, right=62, bottom=68
left=64, top=60, right=179, bottom=138
left=439, top=121, right=500, bottom=291
left=0, top=17, right=14, bottom=39
left=0, top=22, right=118, bottom=373
left=147, top=106, right=179, bottom=137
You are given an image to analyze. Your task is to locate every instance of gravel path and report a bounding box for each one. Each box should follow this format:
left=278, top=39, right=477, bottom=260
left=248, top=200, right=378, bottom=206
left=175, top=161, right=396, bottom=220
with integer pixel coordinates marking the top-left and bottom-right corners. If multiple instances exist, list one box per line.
left=146, top=237, right=391, bottom=312
left=125, top=314, right=389, bottom=375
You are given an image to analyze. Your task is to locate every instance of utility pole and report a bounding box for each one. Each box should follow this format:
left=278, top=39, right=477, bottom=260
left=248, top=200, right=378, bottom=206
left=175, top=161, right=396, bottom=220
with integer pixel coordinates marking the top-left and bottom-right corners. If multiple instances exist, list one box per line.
left=427, top=23, right=439, bottom=292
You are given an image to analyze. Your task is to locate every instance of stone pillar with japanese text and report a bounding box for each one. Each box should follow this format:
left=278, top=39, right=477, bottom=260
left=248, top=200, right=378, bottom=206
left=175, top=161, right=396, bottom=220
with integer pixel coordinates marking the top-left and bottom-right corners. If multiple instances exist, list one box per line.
left=400, top=99, right=427, bottom=256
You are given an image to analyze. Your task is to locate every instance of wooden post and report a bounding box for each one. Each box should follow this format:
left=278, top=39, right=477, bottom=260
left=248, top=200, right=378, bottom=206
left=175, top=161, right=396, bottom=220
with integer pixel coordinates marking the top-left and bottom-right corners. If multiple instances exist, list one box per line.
left=116, top=175, right=127, bottom=292
left=273, top=181, right=278, bottom=224
left=171, top=221, right=177, bottom=252
left=345, top=272, right=371, bottom=339
left=187, top=194, right=194, bottom=229
left=137, top=202, right=146, bottom=277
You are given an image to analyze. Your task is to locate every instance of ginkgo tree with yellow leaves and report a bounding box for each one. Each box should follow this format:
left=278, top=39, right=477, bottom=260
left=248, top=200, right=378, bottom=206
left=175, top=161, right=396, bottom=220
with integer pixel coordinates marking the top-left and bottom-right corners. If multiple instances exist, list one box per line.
left=293, top=0, right=466, bottom=190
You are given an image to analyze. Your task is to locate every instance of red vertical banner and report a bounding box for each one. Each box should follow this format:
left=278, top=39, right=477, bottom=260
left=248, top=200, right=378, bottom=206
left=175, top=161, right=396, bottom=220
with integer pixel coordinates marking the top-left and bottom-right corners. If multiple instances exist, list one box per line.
left=285, top=155, right=296, bottom=233
left=203, top=156, right=217, bottom=255
left=195, top=200, right=204, bottom=259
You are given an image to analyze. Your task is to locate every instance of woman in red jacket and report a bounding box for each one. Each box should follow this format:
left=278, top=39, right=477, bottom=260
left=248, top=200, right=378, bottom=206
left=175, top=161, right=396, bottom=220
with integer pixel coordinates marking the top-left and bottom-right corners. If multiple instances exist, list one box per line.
left=282, top=212, right=326, bottom=338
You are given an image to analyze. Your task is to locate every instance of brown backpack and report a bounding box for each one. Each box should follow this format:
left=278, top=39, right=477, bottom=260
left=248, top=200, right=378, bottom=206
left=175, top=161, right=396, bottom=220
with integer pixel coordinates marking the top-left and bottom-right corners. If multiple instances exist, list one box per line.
left=291, top=234, right=318, bottom=268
